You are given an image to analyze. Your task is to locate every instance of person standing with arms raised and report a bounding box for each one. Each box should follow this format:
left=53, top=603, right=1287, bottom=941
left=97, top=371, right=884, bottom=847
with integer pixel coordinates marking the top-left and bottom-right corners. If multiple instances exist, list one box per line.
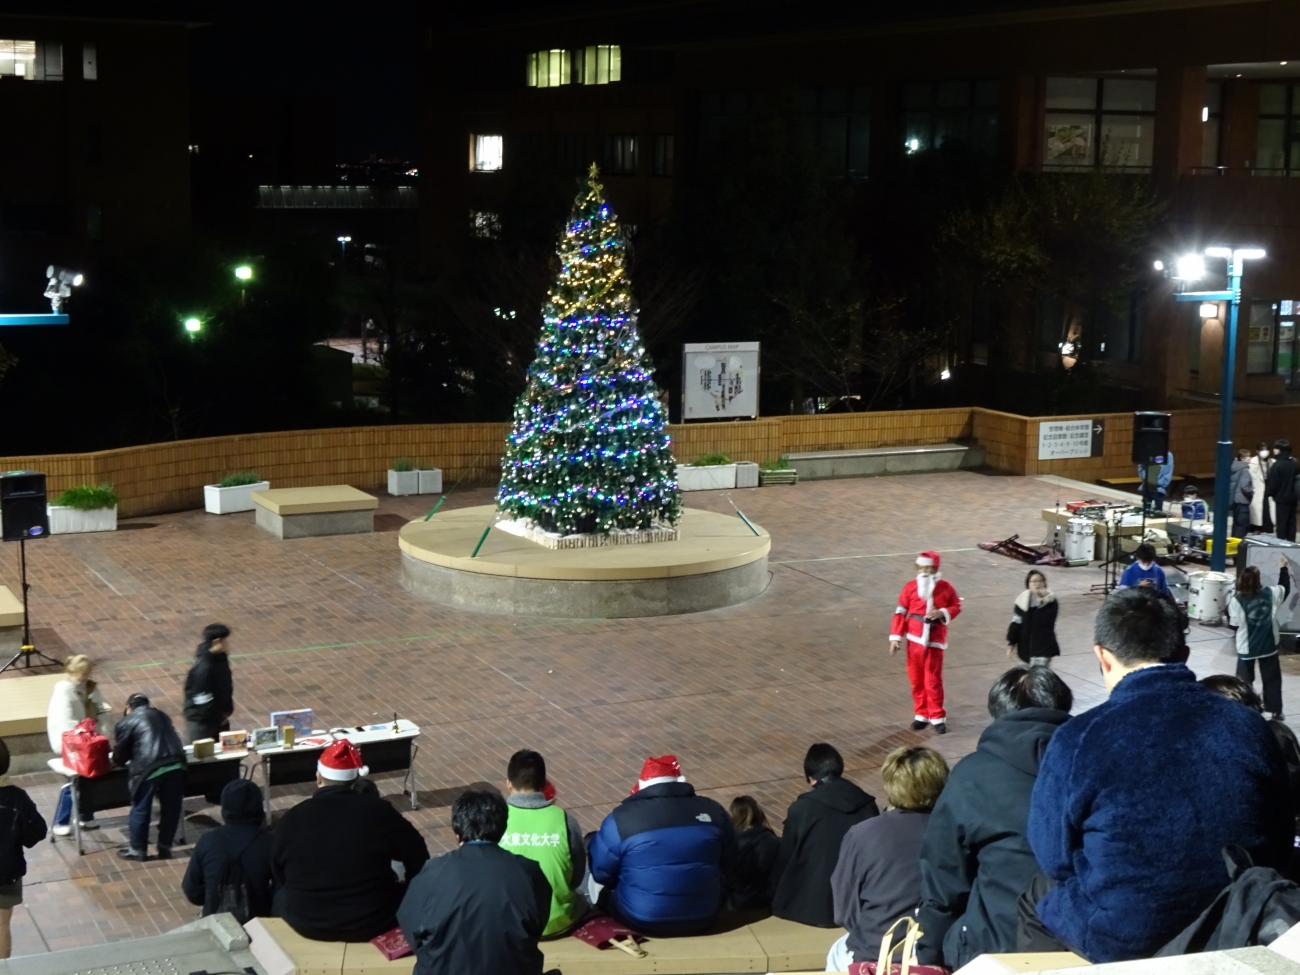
left=890, top=552, right=962, bottom=734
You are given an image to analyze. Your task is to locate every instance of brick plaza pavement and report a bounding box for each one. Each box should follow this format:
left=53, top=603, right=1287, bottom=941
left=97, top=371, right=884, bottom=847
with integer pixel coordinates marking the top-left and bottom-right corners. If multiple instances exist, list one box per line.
left=1, top=471, right=1283, bottom=954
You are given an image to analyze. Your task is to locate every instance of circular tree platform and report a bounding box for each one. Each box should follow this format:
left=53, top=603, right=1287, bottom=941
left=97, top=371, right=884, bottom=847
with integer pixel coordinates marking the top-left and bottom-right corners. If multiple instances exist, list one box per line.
left=398, top=505, right=770, bottom=618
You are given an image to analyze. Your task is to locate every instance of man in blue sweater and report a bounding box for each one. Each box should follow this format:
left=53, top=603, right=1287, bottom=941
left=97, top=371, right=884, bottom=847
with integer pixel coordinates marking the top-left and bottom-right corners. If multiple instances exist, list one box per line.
left=1024, top=587, right=1293, bottom=962
left=1117, top=543, right=1168, bottom=595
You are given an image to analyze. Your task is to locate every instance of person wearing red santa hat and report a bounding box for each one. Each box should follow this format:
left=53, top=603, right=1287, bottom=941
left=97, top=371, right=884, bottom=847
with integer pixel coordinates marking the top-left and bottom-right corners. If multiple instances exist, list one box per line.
left=271, top=739, right=430, bottom=942
left=889, top=551, right=962, bottom=734
left=588, top=755, right=738, bottom=935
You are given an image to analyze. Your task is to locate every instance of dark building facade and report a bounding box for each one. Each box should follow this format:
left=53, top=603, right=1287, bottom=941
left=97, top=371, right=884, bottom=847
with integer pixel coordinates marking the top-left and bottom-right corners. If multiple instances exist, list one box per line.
left=423, top=0, right=1300, bottom=409
left=0, top=9, right=193, bottom=308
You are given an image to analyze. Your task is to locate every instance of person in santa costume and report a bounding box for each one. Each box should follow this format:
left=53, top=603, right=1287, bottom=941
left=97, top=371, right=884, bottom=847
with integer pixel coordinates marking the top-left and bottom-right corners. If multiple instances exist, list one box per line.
left=890, top=551, right=962, bottom=734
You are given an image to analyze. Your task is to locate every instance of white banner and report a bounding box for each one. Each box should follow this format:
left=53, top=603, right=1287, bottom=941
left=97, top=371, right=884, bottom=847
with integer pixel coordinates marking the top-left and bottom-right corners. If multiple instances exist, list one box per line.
left=682, top=342, right=760, bottom=420
left=1038, top=419, right=1094, bottom=460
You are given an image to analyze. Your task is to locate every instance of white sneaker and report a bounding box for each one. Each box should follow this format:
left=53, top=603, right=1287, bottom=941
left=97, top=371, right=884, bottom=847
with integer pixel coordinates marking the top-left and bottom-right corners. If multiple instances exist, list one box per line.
left=79, top=820, right=99, bottom=831
left=52, top=824, right=72, bottom=836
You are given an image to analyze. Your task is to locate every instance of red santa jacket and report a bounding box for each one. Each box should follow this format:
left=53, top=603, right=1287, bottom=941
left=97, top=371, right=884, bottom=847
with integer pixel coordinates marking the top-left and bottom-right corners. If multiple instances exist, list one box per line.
left=890, top=577, right=962, bottom=650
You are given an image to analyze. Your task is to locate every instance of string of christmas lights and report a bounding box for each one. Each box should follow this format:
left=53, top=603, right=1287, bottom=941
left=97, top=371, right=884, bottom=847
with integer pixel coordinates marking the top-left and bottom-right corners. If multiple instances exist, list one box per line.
left=496, top=165, right=682, bottom=537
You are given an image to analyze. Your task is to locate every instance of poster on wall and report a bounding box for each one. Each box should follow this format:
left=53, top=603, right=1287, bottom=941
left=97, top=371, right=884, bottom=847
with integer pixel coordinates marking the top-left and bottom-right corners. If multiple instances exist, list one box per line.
left=1038, top=418, right=1104, bottom=460
left=682, top=342, right=760, bottom=420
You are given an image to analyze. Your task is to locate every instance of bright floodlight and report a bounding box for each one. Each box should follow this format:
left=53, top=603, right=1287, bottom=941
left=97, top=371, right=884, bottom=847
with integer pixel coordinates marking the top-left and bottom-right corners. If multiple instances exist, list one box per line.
left=1205, top=247, right=1233, bottom=258
left=1175, top=254, right=1206, bottom=281
left=337, top=236, right=351, bottom=243
left=1153, top=260, right=1164, bottom=271
left=1236, top=248, right=1266, bottom=260
left=184, top=317, right=202, bottom=333
left=1199, top=302, right=1218, bottom=319
left=44, top=265, right=85, bottom=312
left=234, top=265, right=252, bottom=281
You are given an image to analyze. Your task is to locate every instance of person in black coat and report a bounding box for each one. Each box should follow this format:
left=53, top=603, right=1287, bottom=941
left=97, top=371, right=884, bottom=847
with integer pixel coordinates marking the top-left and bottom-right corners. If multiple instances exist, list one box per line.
left=1265, top=439, right=1299, bottom=542
left=0, top=739, right=47, bottom=960
left=183, top=623, right=234, bottom=744
left=1006, top=570, right=1060, bottom=667
left=398, top=790, right=550, bottom=975
left=770, top=743, right=879, bottom=927
left=916, top=667, right=1073, bottom=970
left=182, top=778, right=274, bottom=920
left=113, top=694, right=187, bottom=861
left=725, top=796, right=779, bottom=911
left=271, top=740, right=429, bottom=942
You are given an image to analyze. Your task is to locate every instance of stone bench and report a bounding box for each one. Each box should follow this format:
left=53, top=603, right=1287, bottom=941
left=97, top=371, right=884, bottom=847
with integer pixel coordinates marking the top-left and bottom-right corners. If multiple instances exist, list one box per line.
left=252, top=486, right=378, bottom=539
left=246, top=913, right=846, bottom=975
left=786, top=443, right=986, bottom=481
left=0, top=672, right=63, bottom=774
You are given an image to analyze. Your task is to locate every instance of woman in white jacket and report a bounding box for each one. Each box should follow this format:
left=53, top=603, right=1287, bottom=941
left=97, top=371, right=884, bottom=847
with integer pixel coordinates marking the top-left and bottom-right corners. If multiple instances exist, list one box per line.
left=1250, top=441, right=1277, bottom=531
left=46, top=654, right=113, bottom=835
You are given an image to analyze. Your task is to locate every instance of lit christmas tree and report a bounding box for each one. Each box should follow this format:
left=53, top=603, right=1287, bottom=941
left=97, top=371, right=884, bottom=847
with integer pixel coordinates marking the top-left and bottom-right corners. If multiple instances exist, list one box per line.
left=496, top=166, right=682, bottom=543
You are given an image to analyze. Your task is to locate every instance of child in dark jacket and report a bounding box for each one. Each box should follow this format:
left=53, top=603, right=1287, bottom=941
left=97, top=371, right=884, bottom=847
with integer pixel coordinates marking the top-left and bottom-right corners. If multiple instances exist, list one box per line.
left=0, top=739, right=49, bottom=958
left=725, top=796, right=779, bottom=910
left=182, top=778, right=275, bottom=920
left=1007, top=570, right=1060, bottom=667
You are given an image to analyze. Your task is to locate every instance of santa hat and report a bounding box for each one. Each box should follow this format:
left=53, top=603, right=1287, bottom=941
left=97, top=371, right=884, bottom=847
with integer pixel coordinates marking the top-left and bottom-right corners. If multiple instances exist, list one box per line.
left=318, top=740, right=369, bottom=781
left=916, top=551, right=941, bottom=569
left=632, top=755, right=685, bottom=793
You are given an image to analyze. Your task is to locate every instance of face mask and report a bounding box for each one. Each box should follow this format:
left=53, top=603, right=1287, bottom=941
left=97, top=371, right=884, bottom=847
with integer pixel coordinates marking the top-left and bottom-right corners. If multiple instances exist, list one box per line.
left=1263, top=450, right=1272, bottom=459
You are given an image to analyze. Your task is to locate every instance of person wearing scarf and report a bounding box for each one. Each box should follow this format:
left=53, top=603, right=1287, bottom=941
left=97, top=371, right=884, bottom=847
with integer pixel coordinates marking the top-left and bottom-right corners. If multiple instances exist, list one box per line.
left=889, top=551, right=962, bottom=734
left=1007, top=569, right=1060, bottom=668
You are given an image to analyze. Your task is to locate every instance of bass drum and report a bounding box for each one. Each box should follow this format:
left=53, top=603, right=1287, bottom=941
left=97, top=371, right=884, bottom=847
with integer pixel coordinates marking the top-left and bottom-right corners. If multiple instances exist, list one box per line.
left=1187, top=570, right=1233, bottom=623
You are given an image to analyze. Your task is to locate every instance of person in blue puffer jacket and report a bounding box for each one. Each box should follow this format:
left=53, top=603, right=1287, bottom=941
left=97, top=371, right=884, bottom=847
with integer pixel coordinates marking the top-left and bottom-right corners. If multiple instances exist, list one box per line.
left=589, top=755, right=738, bottom=935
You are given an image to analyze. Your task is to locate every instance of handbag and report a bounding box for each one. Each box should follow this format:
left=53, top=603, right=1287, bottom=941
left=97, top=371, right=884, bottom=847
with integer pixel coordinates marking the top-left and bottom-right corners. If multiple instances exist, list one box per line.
left=61, top=718, right=111, bottom=778
left=573, top=914, right=648, bottom=958
left=847, top=916, right=949, bottom=975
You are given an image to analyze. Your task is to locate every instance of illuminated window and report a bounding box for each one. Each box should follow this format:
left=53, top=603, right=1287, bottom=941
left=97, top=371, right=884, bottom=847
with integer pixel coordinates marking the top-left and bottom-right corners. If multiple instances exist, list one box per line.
left=579, top=45, right=621, bottom=85
left=1044, top=76, right=1155, bottom=171
left=471, top=134, right=504, bottom=172
left=82, top=42, right=96, bottom=81
left=527, top=49, right=570, bottom=88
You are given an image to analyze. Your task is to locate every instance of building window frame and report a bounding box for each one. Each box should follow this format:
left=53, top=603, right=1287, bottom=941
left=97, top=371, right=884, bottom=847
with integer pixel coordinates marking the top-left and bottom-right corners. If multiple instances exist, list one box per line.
left=526, top=44, right=620, bottom=87
left=1254, top=82, right=1300, bottom=174
left=1043, top=75, right=1156, bottom=172
left=527, top=49, right=571, bottom=88
left=652, top=134, right=674, bottom=176
left=602, top=134, right=638, bottom=175
left=470, top=134, right=504, bottom=172
left=801, top=86, right=871, bottom=178
left=901, top=79, right=998, bottom=160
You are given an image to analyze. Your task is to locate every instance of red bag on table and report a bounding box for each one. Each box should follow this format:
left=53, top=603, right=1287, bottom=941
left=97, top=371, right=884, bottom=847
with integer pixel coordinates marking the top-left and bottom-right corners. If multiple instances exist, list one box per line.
left=62, top=718, right=111, bottom=777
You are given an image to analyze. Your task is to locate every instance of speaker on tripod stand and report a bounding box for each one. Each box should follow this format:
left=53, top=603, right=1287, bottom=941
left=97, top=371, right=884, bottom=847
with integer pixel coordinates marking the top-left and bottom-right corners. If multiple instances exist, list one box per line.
left=0, top=470, right=61, bottom=673
left=1132, top=412, right=1172, bottom=465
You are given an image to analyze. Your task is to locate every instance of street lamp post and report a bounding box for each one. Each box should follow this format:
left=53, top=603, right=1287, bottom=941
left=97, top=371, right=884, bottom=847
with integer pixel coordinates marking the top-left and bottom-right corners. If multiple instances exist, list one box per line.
left=337, top=236, right=351, bottom=264
left=1165, top=246, right=1265, bottom=572
left=234, top=265, right=252, bottom=306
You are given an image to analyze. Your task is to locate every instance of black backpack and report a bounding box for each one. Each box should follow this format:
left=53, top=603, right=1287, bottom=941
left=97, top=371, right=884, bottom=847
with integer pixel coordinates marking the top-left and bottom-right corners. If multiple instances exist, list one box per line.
left=211, top=835, right=259, bottom=923
left=1156, top=846, right=1300, bottom=956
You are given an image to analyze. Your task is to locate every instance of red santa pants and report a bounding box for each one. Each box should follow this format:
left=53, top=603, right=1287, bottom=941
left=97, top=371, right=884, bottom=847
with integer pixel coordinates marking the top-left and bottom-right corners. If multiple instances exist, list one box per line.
left=906, top=644, right=946, bottom=721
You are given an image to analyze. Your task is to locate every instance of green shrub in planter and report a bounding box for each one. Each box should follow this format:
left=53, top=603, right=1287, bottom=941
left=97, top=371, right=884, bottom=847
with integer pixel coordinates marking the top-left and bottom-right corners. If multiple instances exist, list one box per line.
left=760, top=456, right=793, bottom=471
left=692, top=451, right=733, bottom=466
left=218, top=471, right=261, bottom=488
left=54, top=483, right=119, bottom=510
left=392, top=457, right=414, bottom=472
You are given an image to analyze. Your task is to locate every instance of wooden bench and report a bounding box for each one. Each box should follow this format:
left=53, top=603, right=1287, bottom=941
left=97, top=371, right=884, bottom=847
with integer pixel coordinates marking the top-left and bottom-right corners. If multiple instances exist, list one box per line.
left=1096, top=476, right=1141, bottom=489
left=0, top=672, right=64, bottom=773
left=246, top=913, right=848, bottom=975
left=251, top=486, right=378, bottom=539
left=786, top=443, right=986, bottom=481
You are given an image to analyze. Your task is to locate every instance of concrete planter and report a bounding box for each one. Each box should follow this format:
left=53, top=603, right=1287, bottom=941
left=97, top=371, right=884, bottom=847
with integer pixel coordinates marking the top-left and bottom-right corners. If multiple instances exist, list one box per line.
left=676, top=463, right=738, bottom=491
left=204, top=481, right=270, bottom=514
left=388, top=470, right=420, bottom=496
left=418, top=469, right=443, bottom=494
left=48, top=505, right=117, bottom=534
left=735, top=461, right=759, bottom=488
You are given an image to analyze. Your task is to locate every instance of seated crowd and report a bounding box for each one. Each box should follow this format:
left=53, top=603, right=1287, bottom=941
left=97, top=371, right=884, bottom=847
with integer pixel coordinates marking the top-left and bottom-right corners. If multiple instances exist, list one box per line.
left=3, top=586, right=1298, bottom=973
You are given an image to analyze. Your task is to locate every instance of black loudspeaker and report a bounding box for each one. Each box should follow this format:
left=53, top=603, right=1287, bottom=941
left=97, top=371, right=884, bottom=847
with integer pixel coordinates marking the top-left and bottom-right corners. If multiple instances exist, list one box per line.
left=0, top=470, right=48, bottom=541
left=1132, top=412, right=1172, bottom=464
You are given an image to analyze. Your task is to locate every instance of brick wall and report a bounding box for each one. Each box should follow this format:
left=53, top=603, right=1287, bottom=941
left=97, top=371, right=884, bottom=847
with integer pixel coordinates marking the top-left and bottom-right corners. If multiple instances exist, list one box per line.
left=8, top=405, right=1300, bottom=517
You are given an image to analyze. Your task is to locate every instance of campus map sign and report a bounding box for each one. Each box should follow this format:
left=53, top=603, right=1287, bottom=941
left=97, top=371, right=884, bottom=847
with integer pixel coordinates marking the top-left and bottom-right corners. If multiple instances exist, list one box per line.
left=682, top=342, right=760, bottom=419
left=1038, top=419, right=1104, bottom=460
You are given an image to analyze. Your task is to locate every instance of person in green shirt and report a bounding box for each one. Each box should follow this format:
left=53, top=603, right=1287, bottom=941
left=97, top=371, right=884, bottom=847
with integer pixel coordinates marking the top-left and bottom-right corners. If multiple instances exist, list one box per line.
left=499, top=750, right=587, bottom=936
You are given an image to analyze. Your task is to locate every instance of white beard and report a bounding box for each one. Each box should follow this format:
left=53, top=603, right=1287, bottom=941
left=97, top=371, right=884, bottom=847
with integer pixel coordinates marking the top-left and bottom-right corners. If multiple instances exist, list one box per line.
left=916, top=572, right=938, bottom=601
